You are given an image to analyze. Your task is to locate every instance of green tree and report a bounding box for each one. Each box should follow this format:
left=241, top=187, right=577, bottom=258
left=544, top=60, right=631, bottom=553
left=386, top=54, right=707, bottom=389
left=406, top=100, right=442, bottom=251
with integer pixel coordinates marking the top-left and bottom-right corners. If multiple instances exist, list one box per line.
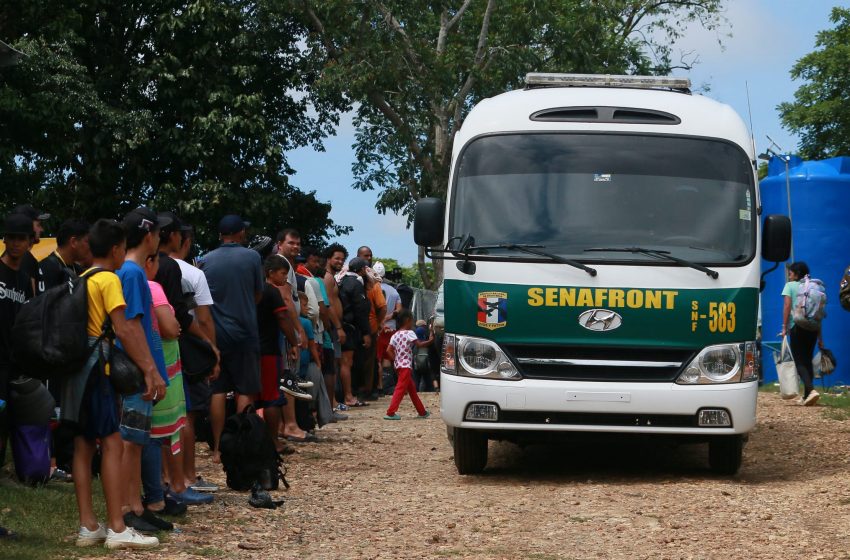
left=292, top=0, right=726, bottom=288
left=779, top=7, right=850, bottom=160
left=0, top=1, right=349, bottom=249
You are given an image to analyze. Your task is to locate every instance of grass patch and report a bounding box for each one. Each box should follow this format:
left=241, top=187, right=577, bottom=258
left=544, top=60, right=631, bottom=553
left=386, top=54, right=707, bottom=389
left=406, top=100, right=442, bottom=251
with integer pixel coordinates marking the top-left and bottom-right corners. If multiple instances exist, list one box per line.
left=819, top=392, right=850, bottom=421
left=568, top=515, right=589, bottom=523
left=758, top=383, right=781, bottom=394
left=0, top=470, right=109, bottom=560
left=193, top=546, right=227, bottom=557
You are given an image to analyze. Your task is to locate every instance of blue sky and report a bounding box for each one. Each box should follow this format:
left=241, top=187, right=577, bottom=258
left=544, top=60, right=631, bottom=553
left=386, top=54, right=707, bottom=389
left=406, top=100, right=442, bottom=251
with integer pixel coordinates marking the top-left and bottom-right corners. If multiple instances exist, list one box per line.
left=287, top=0, right=848, bottom=266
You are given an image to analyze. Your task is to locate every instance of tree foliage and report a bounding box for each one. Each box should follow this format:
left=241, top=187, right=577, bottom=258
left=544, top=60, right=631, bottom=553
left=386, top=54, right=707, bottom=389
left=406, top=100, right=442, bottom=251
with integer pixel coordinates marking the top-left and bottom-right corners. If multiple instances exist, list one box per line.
left=0, top=0, right=350, bottom=249
left=779, top=7, right=850, bottom=160
left=293, top=0, right=726, bottom=288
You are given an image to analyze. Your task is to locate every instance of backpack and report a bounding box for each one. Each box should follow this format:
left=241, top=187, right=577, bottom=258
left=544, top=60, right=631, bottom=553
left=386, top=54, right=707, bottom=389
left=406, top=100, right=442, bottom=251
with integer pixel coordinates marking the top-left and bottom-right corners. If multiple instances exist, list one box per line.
left=11, top=269, right=105, bottom=379
left=839, top=265, right=850, bottom=312
left=219, top=405, right=288, bottom=492
left=792, top=275, right=827, bottom=331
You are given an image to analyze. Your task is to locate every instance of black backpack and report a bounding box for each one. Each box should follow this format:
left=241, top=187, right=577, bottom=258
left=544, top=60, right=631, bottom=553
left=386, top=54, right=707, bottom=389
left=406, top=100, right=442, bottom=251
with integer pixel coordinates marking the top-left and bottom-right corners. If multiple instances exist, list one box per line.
left=839, top=265, right=850, bottom=312
left=12, top=268, right=105, bottom=379
left=219, top=405, right=288, bottom=492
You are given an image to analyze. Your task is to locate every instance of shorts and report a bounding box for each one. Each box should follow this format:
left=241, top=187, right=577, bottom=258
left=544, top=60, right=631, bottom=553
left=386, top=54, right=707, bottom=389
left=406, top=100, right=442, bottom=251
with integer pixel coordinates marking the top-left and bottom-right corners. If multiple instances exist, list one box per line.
left=377, top=329, right=394, bottom=363
left=211, top=349, right=261, bottom=396
left=258, top=355, right=285, bottom=408
left=81, top=362, right=120, bottom=442
left=185, top=376, right=212, bottom=413
left=333, top=340, right=342, bottom=359
left=341, top=323, right=359, bottom=352
left=322, top=348, right=336, bottom=377
left=120, top=392, right=152, bottom=446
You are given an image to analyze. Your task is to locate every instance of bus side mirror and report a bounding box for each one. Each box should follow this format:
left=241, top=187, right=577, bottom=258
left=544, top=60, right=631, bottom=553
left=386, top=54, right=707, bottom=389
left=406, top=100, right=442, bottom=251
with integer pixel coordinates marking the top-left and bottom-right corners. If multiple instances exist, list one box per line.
left=413, top=197, right=445, bottom=247
left=762, top=214, right=791, bottom=263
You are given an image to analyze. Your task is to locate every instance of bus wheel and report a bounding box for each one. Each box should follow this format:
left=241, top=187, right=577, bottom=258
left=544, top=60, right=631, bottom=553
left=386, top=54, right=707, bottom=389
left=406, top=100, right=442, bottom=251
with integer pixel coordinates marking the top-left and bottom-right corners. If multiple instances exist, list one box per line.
left=708, top=435, right=743, bottom=475
left=453, top=428, right=488, bottom=475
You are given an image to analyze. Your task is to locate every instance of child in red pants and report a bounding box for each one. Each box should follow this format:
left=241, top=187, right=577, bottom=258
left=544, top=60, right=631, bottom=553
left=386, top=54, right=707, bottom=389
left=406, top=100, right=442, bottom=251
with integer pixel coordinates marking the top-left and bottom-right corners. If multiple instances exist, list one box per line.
left=384, top=310, right=434, bottom=420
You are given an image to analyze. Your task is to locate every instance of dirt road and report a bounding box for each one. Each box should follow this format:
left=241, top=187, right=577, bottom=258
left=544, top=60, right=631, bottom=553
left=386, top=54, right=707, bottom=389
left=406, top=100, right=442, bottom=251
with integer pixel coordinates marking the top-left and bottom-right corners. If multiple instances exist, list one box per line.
left=116, top=392, right=850, bottom=560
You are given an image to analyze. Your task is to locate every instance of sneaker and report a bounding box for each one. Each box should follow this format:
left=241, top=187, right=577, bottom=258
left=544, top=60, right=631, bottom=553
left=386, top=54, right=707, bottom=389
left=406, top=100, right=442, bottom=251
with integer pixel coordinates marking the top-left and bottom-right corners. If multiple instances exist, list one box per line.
left=189, top=476, right=219, bottom=493
left=297, top=379, right=314, bottom=389
left=416, top=411, right=431, bottom=419
left=138, top=510, right=173, bottom=531
left=123, top=512, right=160, bottom=534
left=803, top=390, right=820, bottom=406
left=383, top=414, right=401, bottom=420
left=331, top=411, right=349, bottom=422
left=280, top=375, right=312, bottom=401
left=334, top=403, right=349, bottom=412
left=76, top=523, right=107, bottom=547
left=168, top=486, right=214, bottom=505
left=51, top=468, right=73, bottom=483
left=105, top=527, right=159, bottom=550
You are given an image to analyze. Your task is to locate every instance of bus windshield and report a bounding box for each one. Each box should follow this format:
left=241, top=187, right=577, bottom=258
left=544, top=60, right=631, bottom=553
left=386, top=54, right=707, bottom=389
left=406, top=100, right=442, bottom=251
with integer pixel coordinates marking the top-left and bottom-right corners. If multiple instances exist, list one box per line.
left=451, top=133, right=756, bottom=264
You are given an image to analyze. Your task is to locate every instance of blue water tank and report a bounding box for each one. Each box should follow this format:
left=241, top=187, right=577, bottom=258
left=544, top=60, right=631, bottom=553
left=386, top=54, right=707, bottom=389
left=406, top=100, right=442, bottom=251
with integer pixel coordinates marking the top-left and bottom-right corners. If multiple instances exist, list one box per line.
left=760, top=156, right=850, bottom=384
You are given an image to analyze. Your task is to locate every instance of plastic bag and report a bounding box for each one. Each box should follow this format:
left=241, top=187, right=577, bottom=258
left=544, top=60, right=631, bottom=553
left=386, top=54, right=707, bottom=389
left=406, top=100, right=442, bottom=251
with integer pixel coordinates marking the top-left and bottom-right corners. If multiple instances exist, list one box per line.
left=774, top=336, right=799, bottom=399
left=813, top=348, right=837, bottom=376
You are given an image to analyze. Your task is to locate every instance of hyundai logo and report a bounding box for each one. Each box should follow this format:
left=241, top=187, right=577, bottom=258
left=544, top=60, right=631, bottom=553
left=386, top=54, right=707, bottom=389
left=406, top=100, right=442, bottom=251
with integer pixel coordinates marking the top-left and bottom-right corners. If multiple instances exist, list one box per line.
left=578, top=309, right=623, bottom=332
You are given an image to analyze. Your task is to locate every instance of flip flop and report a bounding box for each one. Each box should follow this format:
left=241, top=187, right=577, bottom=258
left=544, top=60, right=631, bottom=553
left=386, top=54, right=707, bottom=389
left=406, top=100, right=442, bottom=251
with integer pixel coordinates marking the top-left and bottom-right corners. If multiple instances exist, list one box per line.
left=286, top=433, right=318, bottom=443
left=347, top=400, right=368, bottom=407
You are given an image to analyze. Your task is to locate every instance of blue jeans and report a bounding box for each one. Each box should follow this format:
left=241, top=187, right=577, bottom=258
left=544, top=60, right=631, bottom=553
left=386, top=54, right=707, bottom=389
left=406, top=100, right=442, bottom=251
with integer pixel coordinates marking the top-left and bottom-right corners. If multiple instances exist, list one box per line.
left=142, top=437, right=164, bottom=505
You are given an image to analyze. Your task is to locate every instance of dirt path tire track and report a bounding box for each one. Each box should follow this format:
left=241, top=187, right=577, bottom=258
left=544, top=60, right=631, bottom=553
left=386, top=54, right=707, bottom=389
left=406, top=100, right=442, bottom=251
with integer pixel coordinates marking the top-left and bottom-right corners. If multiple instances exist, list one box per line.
left=113, top=393, right=850, bottom=560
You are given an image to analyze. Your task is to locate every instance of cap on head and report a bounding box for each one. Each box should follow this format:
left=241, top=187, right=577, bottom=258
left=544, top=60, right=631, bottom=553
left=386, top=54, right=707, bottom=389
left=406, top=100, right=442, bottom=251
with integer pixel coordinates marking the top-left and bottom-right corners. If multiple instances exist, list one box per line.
left=13, top=204, right=50, bottom=221
left=122, top=206, right=164, bottom=233
left=3, top=212, right=35, bottom=236
left=372, top=261, right=386, bottom=277
left=348, top=257, right=368, bottom=273
left=219, top=214, right=250, bottom=235
left=157, top=211, right=191, bottom=234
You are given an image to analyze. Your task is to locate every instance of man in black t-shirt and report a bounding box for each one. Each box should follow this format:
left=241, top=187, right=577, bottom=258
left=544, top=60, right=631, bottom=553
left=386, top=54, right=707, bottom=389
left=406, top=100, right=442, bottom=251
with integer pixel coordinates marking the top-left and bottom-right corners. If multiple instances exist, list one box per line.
left=40, top=219, right=91, bottom=289
left=11, top=204, right=49, bottom=294
left=0, top=213, right=36, bottom=466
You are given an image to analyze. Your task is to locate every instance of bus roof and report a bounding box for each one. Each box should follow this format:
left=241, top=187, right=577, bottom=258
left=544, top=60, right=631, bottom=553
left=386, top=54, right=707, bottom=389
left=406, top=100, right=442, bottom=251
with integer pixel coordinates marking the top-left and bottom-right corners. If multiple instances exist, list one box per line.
left=456, top=86, right=754, bottom=160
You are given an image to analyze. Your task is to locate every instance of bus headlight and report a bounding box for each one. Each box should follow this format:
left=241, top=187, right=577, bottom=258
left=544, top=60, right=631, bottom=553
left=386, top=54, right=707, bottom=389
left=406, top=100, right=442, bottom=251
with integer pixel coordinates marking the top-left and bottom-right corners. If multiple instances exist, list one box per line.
left=677, top=343, right=752, bottom=385
left=442, top=334, right=521, bottom=380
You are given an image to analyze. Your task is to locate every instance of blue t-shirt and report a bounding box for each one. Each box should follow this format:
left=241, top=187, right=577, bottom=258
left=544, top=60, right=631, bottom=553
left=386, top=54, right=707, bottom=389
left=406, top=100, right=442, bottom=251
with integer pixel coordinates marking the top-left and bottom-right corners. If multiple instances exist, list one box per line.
left=299, top=316, right=314, bottom=366
left=381, top=283, right=401, bottom=330
left=199, top=243, right=264, bottom=352
left=117, top=260, right=168, bottom=384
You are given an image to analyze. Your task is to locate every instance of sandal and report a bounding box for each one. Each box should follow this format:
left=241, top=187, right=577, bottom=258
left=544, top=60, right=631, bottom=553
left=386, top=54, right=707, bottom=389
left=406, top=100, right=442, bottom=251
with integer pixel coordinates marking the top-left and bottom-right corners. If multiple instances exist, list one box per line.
left=347, top=400, right=368, bottom=407
left=286, top=433, right=318, bottom=443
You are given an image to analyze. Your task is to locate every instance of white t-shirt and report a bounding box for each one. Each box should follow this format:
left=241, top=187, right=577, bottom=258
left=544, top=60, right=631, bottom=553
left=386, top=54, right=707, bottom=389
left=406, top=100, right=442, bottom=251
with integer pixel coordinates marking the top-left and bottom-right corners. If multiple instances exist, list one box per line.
left=176, top=258, right=214, bottom=316
left=389, top=329, right=419, bottom=370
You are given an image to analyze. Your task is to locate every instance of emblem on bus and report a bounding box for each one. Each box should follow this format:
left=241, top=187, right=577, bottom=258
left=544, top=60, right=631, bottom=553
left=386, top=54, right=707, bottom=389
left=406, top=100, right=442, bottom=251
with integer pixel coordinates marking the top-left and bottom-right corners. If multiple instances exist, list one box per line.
left=477, top=291, right=507, bottom=330
left=578, top=309, right=622, bottom=332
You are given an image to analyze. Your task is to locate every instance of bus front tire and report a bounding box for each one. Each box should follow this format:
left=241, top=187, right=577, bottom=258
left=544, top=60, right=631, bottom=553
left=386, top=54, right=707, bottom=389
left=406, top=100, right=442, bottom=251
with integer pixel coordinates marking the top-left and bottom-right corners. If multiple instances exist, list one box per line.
left=453, top=428, right=488, bottom=474
left=708, top=435, right=743, bottom=475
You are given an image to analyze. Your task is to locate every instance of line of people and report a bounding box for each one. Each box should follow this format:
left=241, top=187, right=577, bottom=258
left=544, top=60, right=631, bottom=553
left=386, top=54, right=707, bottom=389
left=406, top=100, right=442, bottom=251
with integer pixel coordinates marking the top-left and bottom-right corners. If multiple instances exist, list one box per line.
left=0, top=205, right=434, bottom=549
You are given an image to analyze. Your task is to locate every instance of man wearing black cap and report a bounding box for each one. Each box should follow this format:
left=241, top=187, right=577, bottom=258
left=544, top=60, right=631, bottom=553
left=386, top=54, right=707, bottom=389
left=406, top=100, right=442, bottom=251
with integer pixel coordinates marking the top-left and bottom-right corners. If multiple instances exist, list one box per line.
left=199, top=214, right=264, bottom=463
left=10, top=204, right=49, bottom=294
left=0, top=213, right=36, bottom=466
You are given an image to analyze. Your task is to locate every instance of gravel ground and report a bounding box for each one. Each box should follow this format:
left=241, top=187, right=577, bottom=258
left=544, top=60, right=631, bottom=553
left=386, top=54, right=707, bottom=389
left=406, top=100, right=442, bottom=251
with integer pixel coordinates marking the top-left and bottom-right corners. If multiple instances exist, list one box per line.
left=109, top=392, right=850, bottom=560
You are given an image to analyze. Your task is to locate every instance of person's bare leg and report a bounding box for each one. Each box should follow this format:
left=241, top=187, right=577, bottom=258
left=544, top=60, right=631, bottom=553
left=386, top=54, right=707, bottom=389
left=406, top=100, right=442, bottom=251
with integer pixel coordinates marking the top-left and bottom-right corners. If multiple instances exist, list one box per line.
left=73, top=437, right=98, bottom=531
left=235, top=393, right=253, bottom=414
left=121, top=442, right=144, bottom=515
left=340, top=351, right=356, bottom=405
left=282, top=399, right=306, bottom=439
left=209, top=393, right=226, bottom=464
left=263, top=406, right=284, bottom=451
left=99, top=433, right=127, bottom=533
left=182, top=411, right=198, bottom=486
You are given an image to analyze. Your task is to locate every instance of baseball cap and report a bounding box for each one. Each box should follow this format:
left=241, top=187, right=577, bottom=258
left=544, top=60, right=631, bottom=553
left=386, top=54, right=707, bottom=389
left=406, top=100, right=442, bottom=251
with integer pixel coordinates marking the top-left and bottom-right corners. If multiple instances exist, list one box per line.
left=3, top=213, right=35, bottom=236
left=158, top=211, right=192, bottom=233
left=13, top=204, right=50, bottom=221
left=348, top=257, right=369, bottom=273
left=219, top=214, right=250, bottom=235
left=372, top=261, right=386, bottom=277
left=122, top=206, right=166, bottom=233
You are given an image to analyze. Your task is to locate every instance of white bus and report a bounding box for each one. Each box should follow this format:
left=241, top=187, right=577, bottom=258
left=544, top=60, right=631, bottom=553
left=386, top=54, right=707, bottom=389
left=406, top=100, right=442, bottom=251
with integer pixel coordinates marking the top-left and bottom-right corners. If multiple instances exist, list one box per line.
left=414, top=74, right=791, bottom=475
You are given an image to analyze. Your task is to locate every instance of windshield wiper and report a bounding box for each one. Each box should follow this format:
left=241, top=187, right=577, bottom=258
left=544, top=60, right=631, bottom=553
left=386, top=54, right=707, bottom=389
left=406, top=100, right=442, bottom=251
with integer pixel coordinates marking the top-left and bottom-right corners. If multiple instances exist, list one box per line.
left=583, top=247, right=718, bottom=279
left=470, top=243, right=597, bottom=277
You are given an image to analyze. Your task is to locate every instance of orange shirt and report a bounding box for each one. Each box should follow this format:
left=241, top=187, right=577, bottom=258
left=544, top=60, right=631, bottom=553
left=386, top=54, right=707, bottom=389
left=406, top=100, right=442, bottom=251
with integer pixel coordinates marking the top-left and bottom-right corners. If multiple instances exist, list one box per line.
left=367, top=282, right=386, bottom=334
